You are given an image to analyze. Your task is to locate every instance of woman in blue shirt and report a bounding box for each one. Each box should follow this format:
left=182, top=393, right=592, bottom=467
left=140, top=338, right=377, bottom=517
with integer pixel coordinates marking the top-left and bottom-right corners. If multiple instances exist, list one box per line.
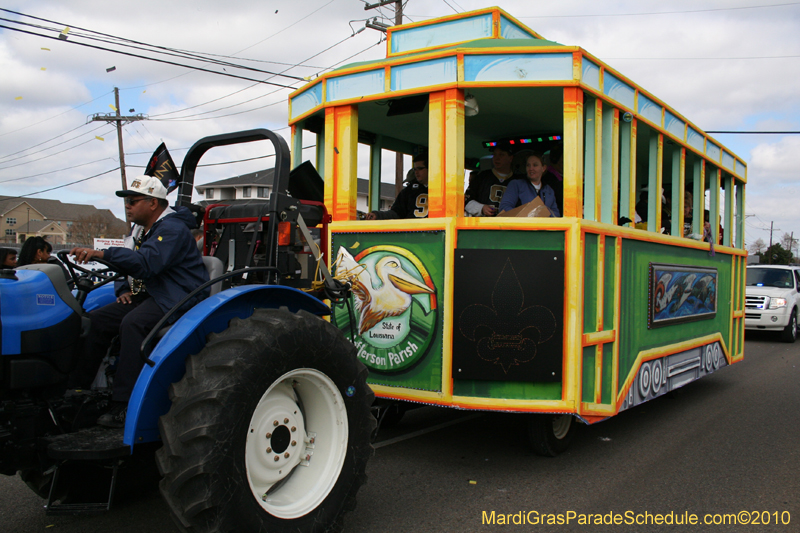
left=499, top=153, right=561, bottom=217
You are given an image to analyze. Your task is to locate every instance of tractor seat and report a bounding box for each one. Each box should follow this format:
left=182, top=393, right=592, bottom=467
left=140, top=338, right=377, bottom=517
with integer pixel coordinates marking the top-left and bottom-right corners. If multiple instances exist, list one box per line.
left=151, top=255, right=225, bottom=346
left=203, top=255, right=224, bottom=296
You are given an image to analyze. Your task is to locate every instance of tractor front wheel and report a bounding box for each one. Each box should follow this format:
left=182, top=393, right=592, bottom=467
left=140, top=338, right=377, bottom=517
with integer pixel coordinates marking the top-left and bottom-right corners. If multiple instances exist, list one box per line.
left=156, top=308, right=374, bottom=532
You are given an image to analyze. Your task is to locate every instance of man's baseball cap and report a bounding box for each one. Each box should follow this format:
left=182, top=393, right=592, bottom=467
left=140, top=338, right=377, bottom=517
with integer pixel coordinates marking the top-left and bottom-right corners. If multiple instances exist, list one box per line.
left=116, top=176, right=168, bottom=200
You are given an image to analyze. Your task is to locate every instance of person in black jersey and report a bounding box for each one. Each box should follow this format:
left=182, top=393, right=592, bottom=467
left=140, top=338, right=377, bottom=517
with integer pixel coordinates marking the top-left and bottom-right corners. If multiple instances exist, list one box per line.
left=464, top=141, right=521, bottom=217
left=366, top=154, right=429, bottom=220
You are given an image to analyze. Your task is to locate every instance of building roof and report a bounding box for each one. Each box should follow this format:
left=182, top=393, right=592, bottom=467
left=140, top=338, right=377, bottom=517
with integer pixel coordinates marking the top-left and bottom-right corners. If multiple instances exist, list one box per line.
left=195, top=169, right=275, bottom=192
left=0, top=196, right=121, bottom=224
left=15, top=220, right=67, bottom=234
left=357, top=178, right=396, bottom=199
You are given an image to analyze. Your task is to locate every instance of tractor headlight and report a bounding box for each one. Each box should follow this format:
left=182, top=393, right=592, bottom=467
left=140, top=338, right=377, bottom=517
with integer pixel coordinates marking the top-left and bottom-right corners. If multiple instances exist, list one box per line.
left=769, top=298, right=788, bottom=309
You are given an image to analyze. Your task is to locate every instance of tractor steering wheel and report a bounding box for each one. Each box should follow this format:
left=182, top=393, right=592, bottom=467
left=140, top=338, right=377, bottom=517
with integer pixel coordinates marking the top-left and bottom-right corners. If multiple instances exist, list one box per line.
left=57, top=250, right=124, bottom=293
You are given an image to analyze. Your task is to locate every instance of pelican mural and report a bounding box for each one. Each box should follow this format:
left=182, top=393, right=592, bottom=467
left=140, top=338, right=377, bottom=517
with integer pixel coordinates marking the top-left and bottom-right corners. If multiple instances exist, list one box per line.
left=336, top=247, right=434, bottom=335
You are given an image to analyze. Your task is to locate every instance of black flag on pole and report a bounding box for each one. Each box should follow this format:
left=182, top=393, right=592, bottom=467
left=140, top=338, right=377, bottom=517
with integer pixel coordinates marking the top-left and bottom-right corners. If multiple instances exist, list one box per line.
left=144, top=143, right=179, bottom=194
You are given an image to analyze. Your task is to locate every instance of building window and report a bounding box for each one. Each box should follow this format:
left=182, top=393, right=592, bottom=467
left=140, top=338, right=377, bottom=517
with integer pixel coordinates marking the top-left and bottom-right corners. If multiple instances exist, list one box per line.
left=67, top=221, right=73, bottom=227
left=205, top=188, right=214, bottom=199
left=6, top=218, right=15, bottom=226
left=5, top=229, right=15, bottom=236
left=242, top=186, right=251, bottom=198
left=257, top=187, right=267, bottom=198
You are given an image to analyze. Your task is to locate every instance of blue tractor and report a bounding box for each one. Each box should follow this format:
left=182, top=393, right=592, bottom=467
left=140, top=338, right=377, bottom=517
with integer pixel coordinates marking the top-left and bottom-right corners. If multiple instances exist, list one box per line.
left=0, top=130, right=374, bottom=532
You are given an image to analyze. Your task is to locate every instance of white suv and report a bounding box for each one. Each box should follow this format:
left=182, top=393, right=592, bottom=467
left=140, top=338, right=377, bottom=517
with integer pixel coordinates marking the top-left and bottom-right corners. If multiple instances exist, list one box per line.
left=745, top=265, right=800, bottom=343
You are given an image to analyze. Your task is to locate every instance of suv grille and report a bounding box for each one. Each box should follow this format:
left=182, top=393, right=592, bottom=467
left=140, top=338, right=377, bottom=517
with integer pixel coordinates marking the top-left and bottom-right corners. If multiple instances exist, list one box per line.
left=745, top=295, right=769, bottom=310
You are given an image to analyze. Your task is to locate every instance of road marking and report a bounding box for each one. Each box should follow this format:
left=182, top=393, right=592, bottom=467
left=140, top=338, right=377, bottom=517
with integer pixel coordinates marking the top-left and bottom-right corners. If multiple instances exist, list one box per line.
left=373, top=413, right=484, bottom=449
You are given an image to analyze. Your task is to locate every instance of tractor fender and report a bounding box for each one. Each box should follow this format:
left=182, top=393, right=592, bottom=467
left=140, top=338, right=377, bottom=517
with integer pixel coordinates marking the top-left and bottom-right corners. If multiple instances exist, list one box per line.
left=82, top=283, right=116, bottom=312
left=123, top=285, right=330, bottom=447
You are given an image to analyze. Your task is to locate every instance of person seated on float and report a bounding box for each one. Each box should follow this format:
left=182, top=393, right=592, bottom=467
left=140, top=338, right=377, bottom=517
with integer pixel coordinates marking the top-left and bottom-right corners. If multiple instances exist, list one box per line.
left=366, top=154, right=428, bottom=220
left=703, top=209, right=724, bottom=244
left=683, top=190, right=694, bottom=237
left=498, top=153, right=561, bottom=217
left=465, top=141, right=521, bottom=217
left=633, top=187, right=671, bottom=233
left=542, top=143, right=564, bottom=216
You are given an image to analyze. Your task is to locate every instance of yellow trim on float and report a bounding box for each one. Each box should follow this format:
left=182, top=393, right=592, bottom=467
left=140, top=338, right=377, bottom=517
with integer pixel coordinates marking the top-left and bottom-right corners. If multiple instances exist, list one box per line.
left=581, top=403, right=615, bottom=417
left=441, top=217, right=458, bottom=400
left=562, top=87, right=584, bottom=219
left=580, top=219, right=747, bottom=256
left=611, top=236, right=622, bottom=407
left=370, top=385, right=573, bottom=412
left=582, top=329, right=616, bottom=346
left=597, top=234, right=605, bottom=331
left=385, top=7, right=545, bottom=59
left=563, top=219, right=582, bottom=407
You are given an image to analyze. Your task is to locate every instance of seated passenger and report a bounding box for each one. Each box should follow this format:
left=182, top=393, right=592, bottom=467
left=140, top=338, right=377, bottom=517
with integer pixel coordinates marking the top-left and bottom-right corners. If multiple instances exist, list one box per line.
left=542, top=143, right=564, bottom=216
left=366, top=154, right=428, bottom=220
left=703, top=209, right=724, bottom=244
left=498, top=153, right=561, bottom=217
left=683, top=190, right=693, bottom=237
left=465, top=141, right=521, bottom=217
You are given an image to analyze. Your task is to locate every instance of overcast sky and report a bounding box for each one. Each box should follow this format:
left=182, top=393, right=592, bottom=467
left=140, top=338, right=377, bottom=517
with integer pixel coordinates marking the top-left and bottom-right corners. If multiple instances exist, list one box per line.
left=1, top=0, right=798, bottom=249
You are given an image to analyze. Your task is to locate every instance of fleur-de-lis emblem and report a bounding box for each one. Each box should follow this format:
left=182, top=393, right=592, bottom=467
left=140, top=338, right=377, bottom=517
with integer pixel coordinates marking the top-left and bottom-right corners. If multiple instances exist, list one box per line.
left=458, top=258, right=556, bottom=372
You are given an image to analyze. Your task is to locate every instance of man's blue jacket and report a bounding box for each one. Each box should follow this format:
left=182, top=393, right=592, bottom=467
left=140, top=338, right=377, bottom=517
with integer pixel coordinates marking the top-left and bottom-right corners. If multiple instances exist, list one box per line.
left=105, top=206, right=209, bottom=315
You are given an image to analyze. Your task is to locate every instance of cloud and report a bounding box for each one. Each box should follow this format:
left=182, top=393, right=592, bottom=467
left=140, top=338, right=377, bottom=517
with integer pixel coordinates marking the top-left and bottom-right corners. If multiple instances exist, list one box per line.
left=749, top=136, right=800, bottom=185
left=1, top=0, right=799, bottom=235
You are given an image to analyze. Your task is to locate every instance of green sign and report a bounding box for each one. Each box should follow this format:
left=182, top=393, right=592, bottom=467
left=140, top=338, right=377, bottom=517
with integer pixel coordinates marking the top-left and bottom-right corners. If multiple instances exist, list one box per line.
left=333, top=244, right=437, bottom=373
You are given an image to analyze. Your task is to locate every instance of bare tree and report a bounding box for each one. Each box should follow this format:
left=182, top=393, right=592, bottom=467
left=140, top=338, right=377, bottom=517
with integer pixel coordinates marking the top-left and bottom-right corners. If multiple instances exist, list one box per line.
left=780, top=232, right=797, bottom=256
left=749, top=238, right=767, bottom=255
left=69, top=213, right=128, bottom=245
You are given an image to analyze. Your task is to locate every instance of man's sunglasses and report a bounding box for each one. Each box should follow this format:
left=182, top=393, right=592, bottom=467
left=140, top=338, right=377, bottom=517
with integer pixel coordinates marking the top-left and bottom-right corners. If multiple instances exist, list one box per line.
left=125, top=197, right=150, bottom=206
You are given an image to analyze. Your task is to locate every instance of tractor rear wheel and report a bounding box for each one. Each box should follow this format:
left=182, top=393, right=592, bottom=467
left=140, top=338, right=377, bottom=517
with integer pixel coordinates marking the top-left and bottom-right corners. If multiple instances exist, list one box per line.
left=156, top=308, right=374, bottom=533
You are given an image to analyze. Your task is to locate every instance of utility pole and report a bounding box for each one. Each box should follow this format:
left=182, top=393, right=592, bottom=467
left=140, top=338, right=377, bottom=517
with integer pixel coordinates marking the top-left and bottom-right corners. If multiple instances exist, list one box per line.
left=766, top=221, right=782, bottom=264
left=365, top=0, right=405, bottom=195
left=90, top=87, right=146, bottom=197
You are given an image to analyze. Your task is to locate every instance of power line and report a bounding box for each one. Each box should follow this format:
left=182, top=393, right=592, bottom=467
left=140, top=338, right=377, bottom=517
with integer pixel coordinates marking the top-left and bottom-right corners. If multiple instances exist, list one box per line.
left=0, top=128, right=115, bottom=170
left=705, top=131, right=800, bottom=134
left=0, top=123, right=107, bottom=165
left=0, top=122, right=92, bottom=160
left=12, top=167, right=120, bottom=198
left=441, top=0, right=461, bottom=15
left=0, top=90, right=114, bottom=139
left=126, top=145, right=317, bottom=169
left=0, top=157, right=115, bottom=184
left=606, top=55, right=800, bottom=60
left=152, top=35, right=380, bottom=122
left=147, top=26, right=369, bottom=120
left=0, top=9, right=307, bottom=82
left=118, top=0, right=339, bottom=92
left=0, top=24, right=300, bottom=89
left=517, top=2, right=800, bottom=18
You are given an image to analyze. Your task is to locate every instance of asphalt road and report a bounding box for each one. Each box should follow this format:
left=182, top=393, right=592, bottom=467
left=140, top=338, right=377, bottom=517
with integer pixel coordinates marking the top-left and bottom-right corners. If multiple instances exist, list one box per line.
left=2, top=333, right=797, bottom=532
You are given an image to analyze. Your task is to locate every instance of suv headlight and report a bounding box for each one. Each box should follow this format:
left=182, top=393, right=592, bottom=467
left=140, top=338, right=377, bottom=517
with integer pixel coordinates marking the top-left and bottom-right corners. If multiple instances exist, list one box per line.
left=769, top=298, right=788, bottom=309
